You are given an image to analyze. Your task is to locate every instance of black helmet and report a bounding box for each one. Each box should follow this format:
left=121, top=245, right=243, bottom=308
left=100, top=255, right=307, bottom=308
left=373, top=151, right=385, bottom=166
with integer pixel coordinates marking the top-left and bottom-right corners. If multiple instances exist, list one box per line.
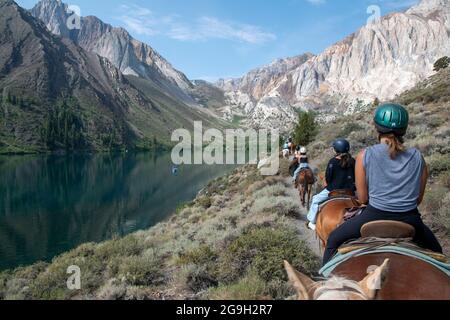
left=333, top=138, right=350, bottom=154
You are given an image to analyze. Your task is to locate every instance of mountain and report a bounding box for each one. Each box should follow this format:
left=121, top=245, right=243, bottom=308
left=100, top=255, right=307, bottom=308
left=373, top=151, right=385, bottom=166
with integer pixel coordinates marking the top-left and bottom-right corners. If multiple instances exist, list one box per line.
left=216, top=54, right=314, bottom=127
left=218, top=0, right=450, bottom=129
left=30, top=0, right=195, bottom=105
left=0, top=0, right=223, bottom=154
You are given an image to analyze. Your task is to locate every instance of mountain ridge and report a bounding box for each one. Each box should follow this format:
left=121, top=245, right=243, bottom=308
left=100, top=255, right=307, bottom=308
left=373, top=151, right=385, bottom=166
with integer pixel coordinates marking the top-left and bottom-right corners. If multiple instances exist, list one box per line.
left=30, top=0, right=196, bottom=105
left=216, top=0, right=450, bottom=129
left=0, top=0, right=225, bottom=153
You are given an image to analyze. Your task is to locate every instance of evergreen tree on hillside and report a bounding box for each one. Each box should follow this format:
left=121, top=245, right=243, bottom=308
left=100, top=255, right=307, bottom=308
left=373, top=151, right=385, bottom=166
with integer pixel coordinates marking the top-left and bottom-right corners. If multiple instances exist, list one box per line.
left=294, top=111, right=318, bottom=146
left=434, top=56, right=450, bottom=72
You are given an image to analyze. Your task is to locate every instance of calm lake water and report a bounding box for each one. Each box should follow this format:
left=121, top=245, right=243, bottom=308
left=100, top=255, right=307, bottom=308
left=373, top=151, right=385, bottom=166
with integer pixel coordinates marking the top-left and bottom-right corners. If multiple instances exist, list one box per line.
left=0, top=153, right=236, bottom=270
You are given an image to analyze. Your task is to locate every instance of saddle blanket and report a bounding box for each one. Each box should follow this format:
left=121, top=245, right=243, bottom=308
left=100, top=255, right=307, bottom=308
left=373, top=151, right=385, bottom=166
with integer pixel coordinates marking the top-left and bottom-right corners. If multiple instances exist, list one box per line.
left=320, top=245, right=450, bottom=278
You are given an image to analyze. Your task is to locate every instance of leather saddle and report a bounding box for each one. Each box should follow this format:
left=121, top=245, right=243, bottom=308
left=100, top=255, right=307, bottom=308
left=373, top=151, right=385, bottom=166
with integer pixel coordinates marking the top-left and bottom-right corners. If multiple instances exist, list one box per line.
left=361, top=220, right=416, bottom=239
left=329, top=189, right=355, bottom=197
left=317, top=190, right=358, bottom=211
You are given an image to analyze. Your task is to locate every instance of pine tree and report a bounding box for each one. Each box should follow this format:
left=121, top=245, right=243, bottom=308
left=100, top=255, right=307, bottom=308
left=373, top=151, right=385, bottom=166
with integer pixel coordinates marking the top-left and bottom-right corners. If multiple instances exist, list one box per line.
left=294, top=111, right=318, bottom=146
left=433, top=56, right=450, bottom=72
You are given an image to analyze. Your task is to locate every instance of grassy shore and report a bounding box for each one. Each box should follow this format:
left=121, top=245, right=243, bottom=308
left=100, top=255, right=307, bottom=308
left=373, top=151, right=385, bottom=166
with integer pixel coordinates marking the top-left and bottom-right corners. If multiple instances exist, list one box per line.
left=0, top=161, right=319, bottom=300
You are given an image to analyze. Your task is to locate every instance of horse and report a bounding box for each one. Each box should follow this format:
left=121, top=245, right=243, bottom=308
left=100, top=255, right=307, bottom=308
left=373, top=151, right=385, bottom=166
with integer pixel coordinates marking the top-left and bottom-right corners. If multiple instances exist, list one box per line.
left=315, top=192, right=359, bottom=249
left=285, top=221, right=450, bottom=300
left=288, top=142, right=296, bottom=155
left=296, top=168, right=315, bottom=209
left=282, top=149, right=290, bottom=159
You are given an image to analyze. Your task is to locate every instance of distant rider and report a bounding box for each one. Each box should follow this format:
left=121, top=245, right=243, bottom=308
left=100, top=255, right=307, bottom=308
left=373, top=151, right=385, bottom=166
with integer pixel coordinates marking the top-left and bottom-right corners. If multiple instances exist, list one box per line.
left=293, top=147, right=310, bottom=185
left=306, top=139, right=356, bottom=231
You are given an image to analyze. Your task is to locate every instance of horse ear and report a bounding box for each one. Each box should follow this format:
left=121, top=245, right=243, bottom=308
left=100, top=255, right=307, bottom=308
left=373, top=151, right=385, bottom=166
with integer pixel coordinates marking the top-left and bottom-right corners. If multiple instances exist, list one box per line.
left=284, top=261, right=315, bottom=300
left=358, top=259, right=390, bottom=299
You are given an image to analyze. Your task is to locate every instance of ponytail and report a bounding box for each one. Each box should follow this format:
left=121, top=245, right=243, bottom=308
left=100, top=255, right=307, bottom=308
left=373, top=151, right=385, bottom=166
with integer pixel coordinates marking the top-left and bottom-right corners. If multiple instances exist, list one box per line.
left=339, top=153, right=353, bottom=169
left=379, top=133, right=406, bottom=159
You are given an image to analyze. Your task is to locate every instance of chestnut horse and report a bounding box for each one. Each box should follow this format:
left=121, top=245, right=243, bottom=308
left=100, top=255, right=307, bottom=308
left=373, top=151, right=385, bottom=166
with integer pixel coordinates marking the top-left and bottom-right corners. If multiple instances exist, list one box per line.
left=296, top=169, right=315, bottom=209
left=285, top=254, right=450, bottom=300
left=288, top=142, right=296, bottom=155
left=315, top=197, right=358, bottom=248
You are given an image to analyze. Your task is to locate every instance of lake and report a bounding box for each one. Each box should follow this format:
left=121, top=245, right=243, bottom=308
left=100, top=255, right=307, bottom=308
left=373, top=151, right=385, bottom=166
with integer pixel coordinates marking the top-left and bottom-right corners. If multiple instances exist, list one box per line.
left=0, top=152, right=236, bottom=270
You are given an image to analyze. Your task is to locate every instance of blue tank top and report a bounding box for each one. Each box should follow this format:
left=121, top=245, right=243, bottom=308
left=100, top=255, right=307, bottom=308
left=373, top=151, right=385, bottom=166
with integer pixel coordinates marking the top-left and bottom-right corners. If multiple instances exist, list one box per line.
left=363, top=144, right=425, bottom=212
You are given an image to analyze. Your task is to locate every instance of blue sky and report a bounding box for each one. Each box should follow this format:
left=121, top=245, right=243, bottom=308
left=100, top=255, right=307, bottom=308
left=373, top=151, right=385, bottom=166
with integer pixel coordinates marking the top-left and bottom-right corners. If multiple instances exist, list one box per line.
left=17, top=0, right=419, bottom=80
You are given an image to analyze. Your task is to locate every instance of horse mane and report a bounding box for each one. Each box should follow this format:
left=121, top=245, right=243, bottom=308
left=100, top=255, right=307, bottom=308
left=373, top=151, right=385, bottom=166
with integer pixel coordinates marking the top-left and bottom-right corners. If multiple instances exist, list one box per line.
left=312, top=277, right=368, bottom=300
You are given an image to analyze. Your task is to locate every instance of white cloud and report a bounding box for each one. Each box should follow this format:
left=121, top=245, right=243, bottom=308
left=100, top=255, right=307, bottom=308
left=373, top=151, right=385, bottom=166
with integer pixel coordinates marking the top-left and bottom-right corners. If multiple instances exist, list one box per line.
left=118, top=4, right=276, bottom=45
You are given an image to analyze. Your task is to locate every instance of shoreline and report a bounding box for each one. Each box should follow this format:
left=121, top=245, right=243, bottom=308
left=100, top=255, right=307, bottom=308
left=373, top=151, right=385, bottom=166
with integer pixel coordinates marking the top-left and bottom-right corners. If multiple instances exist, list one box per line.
left=0, top=160, right=320, bottom=300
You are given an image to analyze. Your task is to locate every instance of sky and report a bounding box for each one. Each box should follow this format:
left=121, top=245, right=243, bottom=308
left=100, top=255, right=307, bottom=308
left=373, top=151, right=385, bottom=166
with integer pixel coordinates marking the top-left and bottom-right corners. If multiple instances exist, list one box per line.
left=16, top=0, right=420, bottom=81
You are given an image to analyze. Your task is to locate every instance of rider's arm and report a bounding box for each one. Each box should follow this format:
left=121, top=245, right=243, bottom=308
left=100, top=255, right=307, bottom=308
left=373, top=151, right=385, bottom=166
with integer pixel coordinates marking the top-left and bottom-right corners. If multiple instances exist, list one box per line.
left=355, top=150, right=369, bottom=205
left=418, top=160, right=428, bottom=205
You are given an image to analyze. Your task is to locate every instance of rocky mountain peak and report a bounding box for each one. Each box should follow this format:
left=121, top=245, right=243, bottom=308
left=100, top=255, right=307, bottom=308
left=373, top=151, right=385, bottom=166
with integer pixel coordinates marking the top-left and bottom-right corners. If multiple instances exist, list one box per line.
left=217, top=0, right=449, bottom=130
left=31, top=0, right=195, bottom=104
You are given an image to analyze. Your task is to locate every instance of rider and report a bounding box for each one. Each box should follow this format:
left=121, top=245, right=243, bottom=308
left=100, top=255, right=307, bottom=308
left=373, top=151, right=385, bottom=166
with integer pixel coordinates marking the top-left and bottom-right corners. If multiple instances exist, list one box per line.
left=322, top=104, right=443, bottom=265
left=293, top=147, right=310, bottom=184
left=306, top=139, right=356, bottom=231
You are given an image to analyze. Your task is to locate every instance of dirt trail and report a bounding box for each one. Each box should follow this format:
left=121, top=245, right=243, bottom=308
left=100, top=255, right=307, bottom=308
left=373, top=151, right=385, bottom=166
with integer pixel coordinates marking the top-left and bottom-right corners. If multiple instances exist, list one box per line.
left=283, top=175, right=322, bottom=258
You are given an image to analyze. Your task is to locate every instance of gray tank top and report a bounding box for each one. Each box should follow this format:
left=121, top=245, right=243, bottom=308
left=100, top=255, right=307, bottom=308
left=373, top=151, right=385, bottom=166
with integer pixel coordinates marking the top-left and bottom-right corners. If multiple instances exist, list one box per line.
left=363, top=144, right=425, bottom=212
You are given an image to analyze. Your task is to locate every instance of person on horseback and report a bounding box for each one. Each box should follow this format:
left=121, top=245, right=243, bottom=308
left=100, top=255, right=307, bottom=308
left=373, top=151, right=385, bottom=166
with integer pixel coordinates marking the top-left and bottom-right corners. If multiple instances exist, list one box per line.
left=293, top=147, right=310, bottom=185
left=322, top=104, right=443, bottom=265
left=306, top=139, right=356, bottom=231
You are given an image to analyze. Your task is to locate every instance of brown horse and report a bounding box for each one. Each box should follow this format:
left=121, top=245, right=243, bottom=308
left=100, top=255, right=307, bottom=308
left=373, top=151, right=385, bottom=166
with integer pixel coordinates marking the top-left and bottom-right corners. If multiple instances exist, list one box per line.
left=296, top=169, right=315, bottom=209
left=315, top=195, right=359, bottom=248
left=285, top=254, right=450, bottom=300
left=288, top=143, right=296, bottom=155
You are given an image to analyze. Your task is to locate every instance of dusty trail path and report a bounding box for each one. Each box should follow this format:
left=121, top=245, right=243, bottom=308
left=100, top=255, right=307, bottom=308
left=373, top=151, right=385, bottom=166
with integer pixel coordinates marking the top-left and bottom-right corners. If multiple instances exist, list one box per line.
left=281, top=156, right=323, bottom=258
left=284, top=178, right=322, bottom=258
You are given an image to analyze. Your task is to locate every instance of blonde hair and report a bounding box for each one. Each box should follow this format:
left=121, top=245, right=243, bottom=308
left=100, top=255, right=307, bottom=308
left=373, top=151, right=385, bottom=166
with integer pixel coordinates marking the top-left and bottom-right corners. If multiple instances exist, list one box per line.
left=379, top=133, right=406, bottom=159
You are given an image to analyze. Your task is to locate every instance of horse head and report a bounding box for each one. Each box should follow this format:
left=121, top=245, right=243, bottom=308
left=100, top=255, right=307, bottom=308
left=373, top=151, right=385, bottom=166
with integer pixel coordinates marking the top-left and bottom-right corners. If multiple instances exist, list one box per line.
left=284, top=259, right=390, bottom=300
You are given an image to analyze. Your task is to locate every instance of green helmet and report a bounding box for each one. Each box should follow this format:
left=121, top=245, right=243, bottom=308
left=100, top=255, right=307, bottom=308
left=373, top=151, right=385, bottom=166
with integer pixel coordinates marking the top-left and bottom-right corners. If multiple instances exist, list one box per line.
left=374, top=103, right=409, bottom=136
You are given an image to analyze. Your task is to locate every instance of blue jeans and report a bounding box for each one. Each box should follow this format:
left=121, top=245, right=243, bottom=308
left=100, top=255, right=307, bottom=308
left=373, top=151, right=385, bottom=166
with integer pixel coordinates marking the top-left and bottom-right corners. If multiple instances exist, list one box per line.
left=307, top=188, right=330, bottom=224
left=293, top=164, right=310, bottom=181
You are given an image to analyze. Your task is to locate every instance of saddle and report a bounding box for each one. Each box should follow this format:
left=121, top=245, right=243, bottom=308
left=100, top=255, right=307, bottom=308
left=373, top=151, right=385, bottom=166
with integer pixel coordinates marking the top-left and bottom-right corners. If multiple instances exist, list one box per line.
left=329, top=189, right=354, bottom=197
left=338, top=221, right=448, bottom=263
left=317, top=190, right=358, bottom=213
left=361, top=220, right=415, bottom=239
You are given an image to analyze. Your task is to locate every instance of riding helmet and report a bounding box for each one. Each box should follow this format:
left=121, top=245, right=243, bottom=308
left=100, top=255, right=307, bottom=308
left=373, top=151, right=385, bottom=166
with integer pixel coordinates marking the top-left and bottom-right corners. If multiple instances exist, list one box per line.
left=333, top=139, right=350, bottom=154
left=374, top=103, right=409, bottom=136
left=300, top=147, right=307, bottom=154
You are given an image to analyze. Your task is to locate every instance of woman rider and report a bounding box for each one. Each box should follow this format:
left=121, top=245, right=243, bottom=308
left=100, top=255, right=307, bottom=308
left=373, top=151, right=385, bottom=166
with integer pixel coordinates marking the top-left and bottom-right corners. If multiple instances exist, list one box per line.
left=293, top=147, right=310, bottom=184
left=307, top=139, right=356, bottom=231
left=323, top=103, right=443, bottom=265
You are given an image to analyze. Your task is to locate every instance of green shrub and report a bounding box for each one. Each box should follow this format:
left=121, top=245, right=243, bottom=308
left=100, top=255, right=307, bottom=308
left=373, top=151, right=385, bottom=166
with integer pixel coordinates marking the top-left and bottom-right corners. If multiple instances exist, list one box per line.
left=177, top=246, right=218, bottom=267
left=95, top=235, right=144, bottom=259
left=185, top=265, right=219, bottom=292
left=197, top=196, right=212, bottom=209
left=421, top=184, right=448, bottom=215
left=208, top=272, right=267, bottom=300
left=427, top=154, right=450, bottom=175
left=438, top=171, right=450, bottom=189
left=217, top=226, right=318, bottom=284
left=340, top=123, right=364, bottom=137
left=118, top=255, right=164, bottom=287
